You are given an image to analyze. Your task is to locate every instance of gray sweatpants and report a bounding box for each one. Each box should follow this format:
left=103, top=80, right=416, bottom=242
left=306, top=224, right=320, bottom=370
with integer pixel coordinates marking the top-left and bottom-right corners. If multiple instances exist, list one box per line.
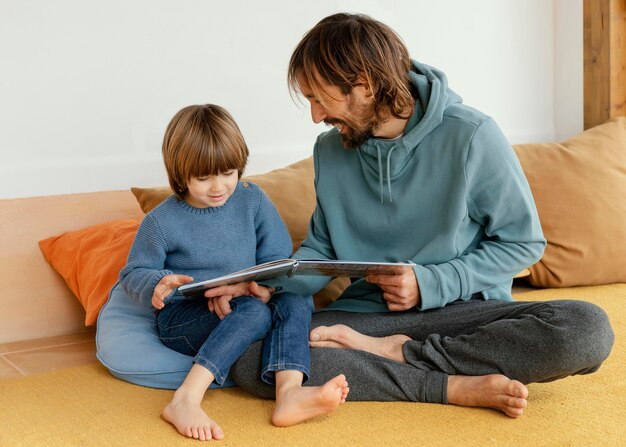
left=230, top=298, right=614, bottom=403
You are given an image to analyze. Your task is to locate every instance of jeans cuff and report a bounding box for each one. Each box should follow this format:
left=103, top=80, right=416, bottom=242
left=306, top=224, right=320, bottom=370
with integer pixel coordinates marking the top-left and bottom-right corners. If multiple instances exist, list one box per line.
left=261, top=363, right=311, bottom=385
left=194, top=356, right=227, bottom=386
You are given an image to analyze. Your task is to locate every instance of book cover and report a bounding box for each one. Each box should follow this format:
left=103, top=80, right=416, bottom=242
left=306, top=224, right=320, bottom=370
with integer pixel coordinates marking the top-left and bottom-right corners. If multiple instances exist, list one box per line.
left=178, top=259, right=412, bottom=298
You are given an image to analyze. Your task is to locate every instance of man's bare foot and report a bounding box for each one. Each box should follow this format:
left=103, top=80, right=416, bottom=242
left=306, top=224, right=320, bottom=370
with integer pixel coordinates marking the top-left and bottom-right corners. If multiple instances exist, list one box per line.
left=310, top=324, right=411, bottom=363
left=162, top=395, right=224, bottom=441
left=271, top=374, right=350, bottom=427
left=447, top=374, right=529, bottom=418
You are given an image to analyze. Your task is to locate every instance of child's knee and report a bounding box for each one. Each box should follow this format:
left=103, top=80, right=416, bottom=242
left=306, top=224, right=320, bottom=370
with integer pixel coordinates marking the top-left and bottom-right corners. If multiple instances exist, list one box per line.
left=232, top=296, right=272, bottom=324
left=271, top=293, right=313, bottom=319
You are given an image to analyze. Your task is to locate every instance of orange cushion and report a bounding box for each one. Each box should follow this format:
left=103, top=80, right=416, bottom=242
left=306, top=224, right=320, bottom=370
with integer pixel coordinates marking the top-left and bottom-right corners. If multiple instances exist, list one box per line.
left=39, top=219, right=140, bottom=326
left=513, top=117, right=626, bottom=287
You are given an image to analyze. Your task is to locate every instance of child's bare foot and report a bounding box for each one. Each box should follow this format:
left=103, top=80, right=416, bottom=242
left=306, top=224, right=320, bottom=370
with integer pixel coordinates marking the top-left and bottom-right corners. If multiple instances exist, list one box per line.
left=310, top=324, right=411, bottom=363
left=272, top=374, right=350, bottom=427
left=162, top=395, right=224, bottom=441
left=447, top=374, right=529, bottom=418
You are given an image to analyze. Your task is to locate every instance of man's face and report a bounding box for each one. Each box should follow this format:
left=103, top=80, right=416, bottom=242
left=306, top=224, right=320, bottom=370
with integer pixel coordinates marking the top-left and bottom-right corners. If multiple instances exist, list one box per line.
left=296, top=72, right=378, bottom=148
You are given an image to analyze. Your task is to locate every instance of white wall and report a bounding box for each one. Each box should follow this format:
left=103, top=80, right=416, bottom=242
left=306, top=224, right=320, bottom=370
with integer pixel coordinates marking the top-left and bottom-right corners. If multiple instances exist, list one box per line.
left=0, top=0, right=582, bottom=199
left=554, top=0, right=583, bottom=141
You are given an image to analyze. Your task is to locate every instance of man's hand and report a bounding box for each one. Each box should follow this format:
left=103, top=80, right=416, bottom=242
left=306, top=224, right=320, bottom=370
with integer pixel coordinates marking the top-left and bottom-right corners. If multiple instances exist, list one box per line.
left=151, top=274, right=194, bottom=310
left=365, top=268, right=420, bottom=311
left=204, top=281, right=273, bottom=319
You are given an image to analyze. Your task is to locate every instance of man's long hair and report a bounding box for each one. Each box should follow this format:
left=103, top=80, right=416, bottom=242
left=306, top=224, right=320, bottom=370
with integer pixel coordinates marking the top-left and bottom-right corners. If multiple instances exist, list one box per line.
left=288, top=13, right=414, bottom=122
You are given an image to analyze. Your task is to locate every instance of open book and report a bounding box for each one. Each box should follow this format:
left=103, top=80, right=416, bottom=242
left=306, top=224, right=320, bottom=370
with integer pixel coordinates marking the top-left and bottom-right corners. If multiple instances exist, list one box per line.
left=178, top=259, right=413, bottom=298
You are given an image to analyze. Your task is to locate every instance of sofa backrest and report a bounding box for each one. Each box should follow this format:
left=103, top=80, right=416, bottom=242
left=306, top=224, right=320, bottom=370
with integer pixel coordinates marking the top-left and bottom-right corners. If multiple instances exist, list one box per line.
left=0, top=191, right=143, bottom=343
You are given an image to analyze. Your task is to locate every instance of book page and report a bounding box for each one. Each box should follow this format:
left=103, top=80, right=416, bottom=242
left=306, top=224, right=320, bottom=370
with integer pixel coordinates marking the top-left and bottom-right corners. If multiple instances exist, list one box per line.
left=178, top=259, right=413, bottom=298
left=296, top=260, right=412, bottom=277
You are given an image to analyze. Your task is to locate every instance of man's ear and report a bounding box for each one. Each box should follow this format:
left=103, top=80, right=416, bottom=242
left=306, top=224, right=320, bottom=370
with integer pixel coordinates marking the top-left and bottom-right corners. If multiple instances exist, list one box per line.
left=355, top=74, right=374, bottom=97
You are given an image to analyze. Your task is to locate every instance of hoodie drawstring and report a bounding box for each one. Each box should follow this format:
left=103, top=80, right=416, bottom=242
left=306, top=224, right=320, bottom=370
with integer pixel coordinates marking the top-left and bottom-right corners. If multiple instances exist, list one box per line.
left=386, top=146, right=398, bottom=203
left=376, top=146, right=384, bottom=203
left=376, top=146, right=398, bottom=203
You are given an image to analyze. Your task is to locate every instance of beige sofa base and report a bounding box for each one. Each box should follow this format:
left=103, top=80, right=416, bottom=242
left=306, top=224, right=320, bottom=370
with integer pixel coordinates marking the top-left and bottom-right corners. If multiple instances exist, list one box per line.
left=0, top=191, right=143, bottom=344
left=0, top=189, right=537, bottom=344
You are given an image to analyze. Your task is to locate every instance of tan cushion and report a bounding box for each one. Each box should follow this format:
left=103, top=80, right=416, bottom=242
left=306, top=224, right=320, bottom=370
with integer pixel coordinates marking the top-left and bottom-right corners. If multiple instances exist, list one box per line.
left=130, top=186, right=171, bottom=215
left=244, top=158, right=316, bottom=253
left=513, top=117, right=626, bottom=287
left=132, top=157, right=316, bottom=254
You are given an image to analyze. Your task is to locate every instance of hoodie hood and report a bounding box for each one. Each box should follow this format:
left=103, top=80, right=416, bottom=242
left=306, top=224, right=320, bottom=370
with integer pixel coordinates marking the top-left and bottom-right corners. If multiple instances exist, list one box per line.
left=358, top=60, right=463, bottom=202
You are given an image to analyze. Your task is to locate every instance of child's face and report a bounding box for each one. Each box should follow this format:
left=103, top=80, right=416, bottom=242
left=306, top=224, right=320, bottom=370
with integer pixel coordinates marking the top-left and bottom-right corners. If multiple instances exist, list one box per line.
left=185, top=170, right=239, bottom=208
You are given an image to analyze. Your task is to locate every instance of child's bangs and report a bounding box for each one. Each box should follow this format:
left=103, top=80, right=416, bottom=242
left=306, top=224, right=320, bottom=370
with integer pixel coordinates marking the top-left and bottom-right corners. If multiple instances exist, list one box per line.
left=189, top=139, right=244, bottom=178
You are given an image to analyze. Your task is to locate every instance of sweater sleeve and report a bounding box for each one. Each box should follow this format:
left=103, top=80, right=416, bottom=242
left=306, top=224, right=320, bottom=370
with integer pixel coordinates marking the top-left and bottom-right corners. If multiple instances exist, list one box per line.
left=119, top=213, right=175, bottom=310
left=414, top=118, right=546, bottom=310
left=254, top=189, right=293, bottom=264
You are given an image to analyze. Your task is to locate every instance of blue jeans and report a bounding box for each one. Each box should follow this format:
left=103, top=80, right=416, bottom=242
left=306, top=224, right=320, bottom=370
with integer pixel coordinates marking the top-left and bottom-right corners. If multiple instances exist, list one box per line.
left=261, top=292, right=314, bottom=384
left=157, top=292, right=313, bottom=386
left=157, top=296, right=272, bottom=385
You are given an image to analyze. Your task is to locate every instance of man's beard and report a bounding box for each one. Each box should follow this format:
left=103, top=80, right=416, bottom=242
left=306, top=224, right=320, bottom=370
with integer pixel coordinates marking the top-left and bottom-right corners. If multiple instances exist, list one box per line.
left=325, top=94, right=379, bottom=149
left=325, top=118, right=375, bottom=149
left=338, top=123, right=375, bottom=149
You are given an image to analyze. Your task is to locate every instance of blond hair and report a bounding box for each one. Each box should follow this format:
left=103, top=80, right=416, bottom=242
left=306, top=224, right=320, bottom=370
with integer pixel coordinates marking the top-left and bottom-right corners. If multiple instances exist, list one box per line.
left=162, top=104, right=248, bottom=199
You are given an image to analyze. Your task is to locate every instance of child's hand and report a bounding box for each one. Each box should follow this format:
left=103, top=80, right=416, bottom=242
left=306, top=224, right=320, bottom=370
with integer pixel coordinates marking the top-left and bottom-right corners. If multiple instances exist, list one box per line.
left=151, top=274, right=194, bottom=310
left=249, top=281, right=273, bottom=303
left=206, top=282, right=249, bottom=319
left=206, top=281, right=273, bottom=319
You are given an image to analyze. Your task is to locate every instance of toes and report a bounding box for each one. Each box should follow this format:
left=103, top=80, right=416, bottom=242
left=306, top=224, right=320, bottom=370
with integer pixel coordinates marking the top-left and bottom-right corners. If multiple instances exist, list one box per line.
left=331, top=374, right=346, bottom=386
left=500, top=393, right=527, bottom=418
left=212, top=425, right=224, bottom=440
left=310, top=324, right=352, bottom=343
left=309, top=326, right=329, bottom=342
left=507, top=380, right=529, bottom=399
left=506, top=406, right=525, bottom=418
left=508, top=396, right=528, bottom=409
left=198, top=427, right=208, bottom=441
left=341, top=386, right=350, bottom=402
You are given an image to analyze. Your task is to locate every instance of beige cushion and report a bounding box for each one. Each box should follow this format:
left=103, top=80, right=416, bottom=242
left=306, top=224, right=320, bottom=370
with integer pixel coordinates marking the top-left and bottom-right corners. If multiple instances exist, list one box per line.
left=513, top=117, right=626, bottom=287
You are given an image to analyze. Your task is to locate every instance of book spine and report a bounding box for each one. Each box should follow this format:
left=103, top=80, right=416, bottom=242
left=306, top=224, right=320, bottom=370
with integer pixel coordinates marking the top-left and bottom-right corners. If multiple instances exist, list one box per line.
left=287, top=260, right=299, bottom=277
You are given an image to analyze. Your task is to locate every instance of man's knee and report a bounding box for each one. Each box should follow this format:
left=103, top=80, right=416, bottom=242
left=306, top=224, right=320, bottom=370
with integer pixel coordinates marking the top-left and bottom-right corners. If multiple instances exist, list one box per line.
left=575, top=300, right=614, bottom=364
left=554, top=300, right=614, bottom=369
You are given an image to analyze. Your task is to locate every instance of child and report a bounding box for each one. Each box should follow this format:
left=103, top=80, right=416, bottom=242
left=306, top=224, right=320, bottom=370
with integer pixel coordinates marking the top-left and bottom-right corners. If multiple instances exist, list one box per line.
left=119, top=104, right=349, bottom=441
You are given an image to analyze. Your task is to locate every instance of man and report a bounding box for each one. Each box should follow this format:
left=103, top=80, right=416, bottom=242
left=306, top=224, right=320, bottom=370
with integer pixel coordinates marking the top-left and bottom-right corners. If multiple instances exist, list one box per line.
left=209, top=13, right=614, bottom=417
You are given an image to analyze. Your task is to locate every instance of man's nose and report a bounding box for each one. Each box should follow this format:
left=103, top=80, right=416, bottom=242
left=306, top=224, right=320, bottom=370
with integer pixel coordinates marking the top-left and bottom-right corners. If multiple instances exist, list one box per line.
left=310, top=102, right=327, bottom=124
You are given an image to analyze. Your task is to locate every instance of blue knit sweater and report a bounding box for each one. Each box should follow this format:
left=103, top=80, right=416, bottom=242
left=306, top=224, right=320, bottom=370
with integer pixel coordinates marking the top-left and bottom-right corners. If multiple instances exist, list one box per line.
left=119, top=182, right=292, bottom=310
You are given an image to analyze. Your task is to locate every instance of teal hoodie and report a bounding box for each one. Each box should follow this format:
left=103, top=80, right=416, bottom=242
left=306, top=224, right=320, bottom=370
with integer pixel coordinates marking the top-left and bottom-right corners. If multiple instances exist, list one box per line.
left=272, top=60, right=546, bottom=312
